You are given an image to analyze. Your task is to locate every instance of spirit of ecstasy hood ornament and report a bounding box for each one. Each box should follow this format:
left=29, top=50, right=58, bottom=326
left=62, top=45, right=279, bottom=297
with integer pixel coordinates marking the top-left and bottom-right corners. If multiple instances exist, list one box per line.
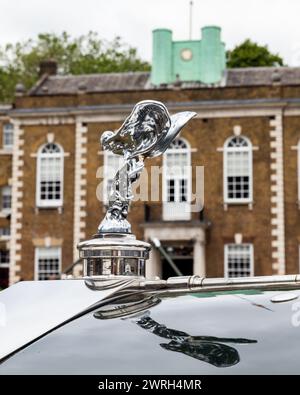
left=99, top=100, right=196, bottom=234
left=78, top=100, right=196, bottom=277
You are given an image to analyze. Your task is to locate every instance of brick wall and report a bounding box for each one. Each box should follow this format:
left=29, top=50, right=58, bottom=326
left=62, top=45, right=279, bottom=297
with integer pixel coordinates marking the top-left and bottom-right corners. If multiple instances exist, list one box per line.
left=15, top=122, right=75, bottom=280
left=283, top=116, right=300, bottom=274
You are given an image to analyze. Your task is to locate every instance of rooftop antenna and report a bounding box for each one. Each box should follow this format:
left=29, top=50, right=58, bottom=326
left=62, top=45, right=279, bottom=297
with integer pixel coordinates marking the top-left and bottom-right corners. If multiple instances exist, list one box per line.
left=189, top=0, right=194, bottom=40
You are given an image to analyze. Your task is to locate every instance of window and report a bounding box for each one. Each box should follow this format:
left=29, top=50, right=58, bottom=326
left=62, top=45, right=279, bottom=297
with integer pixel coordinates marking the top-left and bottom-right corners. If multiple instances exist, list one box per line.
left=35, top=247, right=61, bottom=280
left=0, top=249, right=9, bottom=267
left=3, top=123, right=13, bottom=149
left=224, top=136, right=253, bottom=204
left=103, top=151, right=123, bottom=204
left=0, top=227, right=10, bottom=237
left=224, top=244, right=254, bottom=278
left=163, top=138, right=191, bottom=220
left=36, top=143, right=64, bottom=207
left=298, top=141, right=300, bottom=204
left=1, top=186, right=12, bottom=212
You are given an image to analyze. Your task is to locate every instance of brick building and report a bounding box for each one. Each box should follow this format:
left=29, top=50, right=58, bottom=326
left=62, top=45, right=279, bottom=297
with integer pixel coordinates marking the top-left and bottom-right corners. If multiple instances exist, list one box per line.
left=1, top=26, right=300, bottom=287
left=0, top=105, right=13, bottom=288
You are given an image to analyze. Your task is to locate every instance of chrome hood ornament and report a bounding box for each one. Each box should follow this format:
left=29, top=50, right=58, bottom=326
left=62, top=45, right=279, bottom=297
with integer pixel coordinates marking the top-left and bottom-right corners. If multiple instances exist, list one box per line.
left=78, top=100, right=196, bottom=277
left=99, top=100, right=196, bottom=234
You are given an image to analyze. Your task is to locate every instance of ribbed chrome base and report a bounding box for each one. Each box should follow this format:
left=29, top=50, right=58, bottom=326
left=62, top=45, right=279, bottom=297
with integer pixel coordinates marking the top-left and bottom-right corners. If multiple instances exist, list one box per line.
left=77, top=233, right=151, bottom=277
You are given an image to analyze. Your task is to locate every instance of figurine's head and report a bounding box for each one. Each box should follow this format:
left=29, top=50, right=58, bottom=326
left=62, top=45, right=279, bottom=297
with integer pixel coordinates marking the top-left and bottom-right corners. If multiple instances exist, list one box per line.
left=131, top=102, right=170, bottom=141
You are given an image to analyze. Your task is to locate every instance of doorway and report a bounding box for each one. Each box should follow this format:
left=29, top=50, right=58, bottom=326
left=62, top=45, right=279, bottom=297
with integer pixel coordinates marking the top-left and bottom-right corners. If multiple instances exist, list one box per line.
left=161, top=243, right=193, bottom=280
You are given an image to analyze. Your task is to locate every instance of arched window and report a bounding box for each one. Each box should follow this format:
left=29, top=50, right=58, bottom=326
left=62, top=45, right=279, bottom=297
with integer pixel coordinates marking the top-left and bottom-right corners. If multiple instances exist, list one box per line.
left=224, top=136, right=253, bottom=204
left=36, top=142, right=64, bottom=207
left=163, top=137, right=191, bottom=220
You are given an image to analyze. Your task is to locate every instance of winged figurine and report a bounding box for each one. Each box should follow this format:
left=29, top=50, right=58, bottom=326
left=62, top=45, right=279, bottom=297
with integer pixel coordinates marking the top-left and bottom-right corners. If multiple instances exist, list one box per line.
left=98, top=100, right=196, bottom=234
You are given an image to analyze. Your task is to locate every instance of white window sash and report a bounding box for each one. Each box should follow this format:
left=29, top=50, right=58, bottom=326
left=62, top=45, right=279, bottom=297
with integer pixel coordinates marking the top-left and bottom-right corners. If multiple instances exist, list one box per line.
left=165, top=174, right=189, bottom=202
left=1, top=186, right=12, bottom=212
left=223, top=142, right=253, bottom=204
left=163, top=142, right=191, bottom=221
left=0, top=227, right=10, bottom=242
left=36, top=148, right=64, bottom=208
left=224, top=243, right=254, bottom=278
left=0, top=227, right=10, bottom=236
left=3, top=124, right=13, bottom=149
left=34, top=247, right=62, bottom=281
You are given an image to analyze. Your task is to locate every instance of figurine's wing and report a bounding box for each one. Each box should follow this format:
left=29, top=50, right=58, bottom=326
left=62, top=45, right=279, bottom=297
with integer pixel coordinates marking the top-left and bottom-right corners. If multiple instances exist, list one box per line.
left=149, top=111, right=197, bottom=158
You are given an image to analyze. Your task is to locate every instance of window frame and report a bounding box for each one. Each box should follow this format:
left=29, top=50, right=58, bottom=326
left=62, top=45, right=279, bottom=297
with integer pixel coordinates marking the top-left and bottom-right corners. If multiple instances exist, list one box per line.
left=0, top=227, right=10, bottom=240
left=224, top=243, right=254, bottom=278
left=299, top=245, right=300, bottom=273
left=298, top=140, right=300, bottom=204
left=36, top=143, right=64, bottom=208
left=34, top=246, right=62, bottom=281
left=162, top=137, right=192, bottom=221
left=1, top=185, right=12, bottom=213
left=0, top=249, right=10, bottom=268
left=2, top=123, right=13, bottom=150
left=223, top=135, right=253, bottom=204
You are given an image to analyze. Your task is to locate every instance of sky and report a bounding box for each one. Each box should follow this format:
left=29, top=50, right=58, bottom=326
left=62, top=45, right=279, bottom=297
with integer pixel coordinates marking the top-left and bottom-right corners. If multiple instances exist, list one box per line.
left=1, top=0, right=300, bottom=66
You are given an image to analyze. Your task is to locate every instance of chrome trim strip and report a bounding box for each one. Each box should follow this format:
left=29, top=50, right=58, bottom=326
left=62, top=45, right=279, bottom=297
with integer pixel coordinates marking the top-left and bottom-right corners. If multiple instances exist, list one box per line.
left=85, top=274, right=300, bottom=292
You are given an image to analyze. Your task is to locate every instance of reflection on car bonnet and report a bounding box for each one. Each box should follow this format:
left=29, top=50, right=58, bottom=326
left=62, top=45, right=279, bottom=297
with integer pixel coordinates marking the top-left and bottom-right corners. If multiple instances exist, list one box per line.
left=128, top=312, right=258, bottom=368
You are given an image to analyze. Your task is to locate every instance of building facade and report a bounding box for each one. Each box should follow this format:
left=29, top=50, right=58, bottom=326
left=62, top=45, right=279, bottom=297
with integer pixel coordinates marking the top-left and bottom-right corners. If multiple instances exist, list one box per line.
left=1, top=27, right=300, bottom=286
left=0, top=106, right=13, bottom=288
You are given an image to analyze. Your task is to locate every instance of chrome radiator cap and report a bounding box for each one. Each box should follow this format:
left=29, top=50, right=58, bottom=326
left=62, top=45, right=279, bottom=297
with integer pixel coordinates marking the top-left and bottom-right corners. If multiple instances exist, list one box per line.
left=78, top=233, right=151, bottom=277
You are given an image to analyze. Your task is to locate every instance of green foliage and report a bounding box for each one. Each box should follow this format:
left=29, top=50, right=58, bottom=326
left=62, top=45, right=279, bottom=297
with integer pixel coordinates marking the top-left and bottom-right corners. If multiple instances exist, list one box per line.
left=226, top=39, right=284, bottom=68
left=0, top=31, right=150, bottom=103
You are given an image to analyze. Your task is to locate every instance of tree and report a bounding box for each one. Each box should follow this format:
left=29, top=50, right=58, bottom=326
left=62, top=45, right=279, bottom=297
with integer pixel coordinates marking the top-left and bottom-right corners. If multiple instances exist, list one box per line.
left=0, top=32, right=150, bottom=103
left=226, top=39, right=284, bottom=68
